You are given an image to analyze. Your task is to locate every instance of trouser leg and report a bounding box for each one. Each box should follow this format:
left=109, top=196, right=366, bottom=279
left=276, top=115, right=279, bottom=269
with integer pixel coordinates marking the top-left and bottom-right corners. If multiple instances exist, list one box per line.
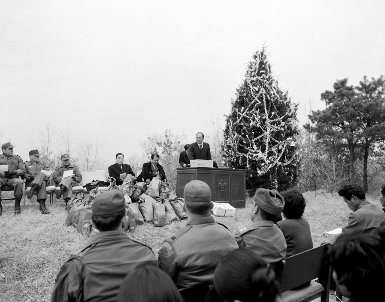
left=0, top=182, right=3, bottom=216
left=10, top=178, right=23, bottom=215
left=12, top=179, right=24, bottom=200
left=60, top=177, right=73, bottom=199
left=36, top=176, right=47, bottom=200
left=14, top=198, right=21, bottom=215
left=38, top=199, right=50, bottom=214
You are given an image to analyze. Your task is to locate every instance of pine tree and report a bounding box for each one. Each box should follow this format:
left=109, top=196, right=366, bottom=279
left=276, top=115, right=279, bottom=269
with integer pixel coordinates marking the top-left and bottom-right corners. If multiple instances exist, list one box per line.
left=223, top=47, right=299, bottom=191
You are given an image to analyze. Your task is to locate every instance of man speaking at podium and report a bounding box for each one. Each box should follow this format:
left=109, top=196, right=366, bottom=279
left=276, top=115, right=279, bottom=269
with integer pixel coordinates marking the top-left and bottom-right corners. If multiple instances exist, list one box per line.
left=187, top=132, right=212, bottom=160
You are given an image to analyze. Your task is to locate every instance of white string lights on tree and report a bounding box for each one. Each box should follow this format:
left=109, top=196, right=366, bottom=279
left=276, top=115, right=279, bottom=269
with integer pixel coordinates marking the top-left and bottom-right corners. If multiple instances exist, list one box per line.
left=223, top=48, right=299, bottom=189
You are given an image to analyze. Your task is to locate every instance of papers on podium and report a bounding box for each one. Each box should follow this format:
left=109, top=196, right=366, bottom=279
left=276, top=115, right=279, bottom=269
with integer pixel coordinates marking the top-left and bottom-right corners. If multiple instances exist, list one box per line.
left=190, top=160, right=213, bottom=168
left=63, top=170, right=74, bottom=178
left=326, top=228, right=342, bottom=235
left=0, top=165, right=8, bottom=173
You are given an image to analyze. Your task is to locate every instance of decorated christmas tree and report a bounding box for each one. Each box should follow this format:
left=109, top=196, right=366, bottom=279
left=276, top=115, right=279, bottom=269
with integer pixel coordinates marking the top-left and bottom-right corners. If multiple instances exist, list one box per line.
left=223, top=47, right=299, bottom=191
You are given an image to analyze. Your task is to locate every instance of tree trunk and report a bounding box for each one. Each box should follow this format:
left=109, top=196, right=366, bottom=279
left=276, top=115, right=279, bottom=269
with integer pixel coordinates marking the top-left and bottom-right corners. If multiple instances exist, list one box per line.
left=269, top=166, right=278, bottom=190
left=348, top=142, right=355, bottom=182
left=363, top=139, right=369, bottom=192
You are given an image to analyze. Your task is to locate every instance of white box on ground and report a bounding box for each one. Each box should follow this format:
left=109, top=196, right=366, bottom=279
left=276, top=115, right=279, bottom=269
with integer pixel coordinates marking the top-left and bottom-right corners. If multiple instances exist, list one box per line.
left=212, top=202, right=236, bottom=217
left=190, top=160, right=213, bottom=168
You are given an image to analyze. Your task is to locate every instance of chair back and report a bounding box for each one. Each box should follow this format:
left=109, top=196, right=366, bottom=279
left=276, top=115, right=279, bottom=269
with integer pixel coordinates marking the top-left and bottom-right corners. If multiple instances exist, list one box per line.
left=280, top=244, right=331, bottom=292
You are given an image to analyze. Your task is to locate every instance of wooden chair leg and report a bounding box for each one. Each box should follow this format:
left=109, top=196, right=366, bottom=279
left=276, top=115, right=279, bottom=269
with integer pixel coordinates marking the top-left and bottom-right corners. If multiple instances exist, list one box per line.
left=336, top=284, right=342, bottom=301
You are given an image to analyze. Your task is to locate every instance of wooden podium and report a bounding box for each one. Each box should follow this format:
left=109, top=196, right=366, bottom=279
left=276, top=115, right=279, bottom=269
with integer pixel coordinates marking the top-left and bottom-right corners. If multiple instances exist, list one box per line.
left=176, top=167, right=246, bottom=208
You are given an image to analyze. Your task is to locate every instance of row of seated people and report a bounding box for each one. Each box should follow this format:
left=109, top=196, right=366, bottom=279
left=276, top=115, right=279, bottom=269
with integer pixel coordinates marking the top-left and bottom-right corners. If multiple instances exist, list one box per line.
left=50, top=180, right=385, bottom=302
left=0, top=142, right=82, bottom=216
left=0, top=141, right=167, bottom=216
left=115, top=227, right=385, bottom=302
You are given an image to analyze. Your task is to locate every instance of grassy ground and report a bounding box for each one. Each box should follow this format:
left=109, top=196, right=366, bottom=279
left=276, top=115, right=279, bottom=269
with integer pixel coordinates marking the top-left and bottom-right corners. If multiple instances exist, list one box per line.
left=0, top=191, right=383, bottom=302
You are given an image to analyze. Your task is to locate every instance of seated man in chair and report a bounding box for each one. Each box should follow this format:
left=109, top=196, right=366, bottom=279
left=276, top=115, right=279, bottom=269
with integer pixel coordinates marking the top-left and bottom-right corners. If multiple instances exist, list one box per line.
left=0, top=142, right=25, bottom=215
left=52, top=154, right=82, bottom=207
left=25, top=149, right=51, bottom=214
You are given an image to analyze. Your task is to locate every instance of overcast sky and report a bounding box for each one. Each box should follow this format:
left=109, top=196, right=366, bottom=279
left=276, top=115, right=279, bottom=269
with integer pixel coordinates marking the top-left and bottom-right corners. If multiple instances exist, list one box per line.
left=1, top=0, right=384, bottom=165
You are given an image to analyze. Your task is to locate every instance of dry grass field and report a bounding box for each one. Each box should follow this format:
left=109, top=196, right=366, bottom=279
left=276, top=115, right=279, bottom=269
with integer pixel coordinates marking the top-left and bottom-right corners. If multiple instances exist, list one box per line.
left=0, top=191, right=383, bottom=302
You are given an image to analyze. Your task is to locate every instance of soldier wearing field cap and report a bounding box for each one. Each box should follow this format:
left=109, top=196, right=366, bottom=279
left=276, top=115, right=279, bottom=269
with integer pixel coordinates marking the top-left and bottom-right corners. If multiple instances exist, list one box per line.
left=0, top=142, right=25, bottom=215
left=235, top=188, right=287, bottom=282
left=25, top=149, right=51, bottom=214
left=52, top=154, right=82, bottom=206
left=158, top=180, right=238, bottom=291
left=51, top=190, right=157, bottom=302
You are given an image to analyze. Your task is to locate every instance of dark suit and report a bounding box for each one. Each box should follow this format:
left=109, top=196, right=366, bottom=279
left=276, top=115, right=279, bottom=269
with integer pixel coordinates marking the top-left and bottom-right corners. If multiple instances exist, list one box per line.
left=179, top=151, right=190, bottom=167
left=342, top=200, right=385, bottom=235
left=137, top=162, right=166, bottom=182
left=187, top=142, right=212, bottom=160
left=108, top=163, right=135, bottom=185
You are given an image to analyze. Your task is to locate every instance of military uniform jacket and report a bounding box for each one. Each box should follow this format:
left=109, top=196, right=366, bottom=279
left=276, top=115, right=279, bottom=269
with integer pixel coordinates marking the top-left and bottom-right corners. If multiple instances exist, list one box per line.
left=51, top=230, right=157, bottom=302
left=235, top=221, right=287, bottom=263
left=25, top=161, right=49, bottom=177
left=0, top=154, right=25, bottom=179
left=52, top=163, right=82, bottom=186
left=342, top=200, right=385, bottom=235
left=158, top=215, right=238, bottom=290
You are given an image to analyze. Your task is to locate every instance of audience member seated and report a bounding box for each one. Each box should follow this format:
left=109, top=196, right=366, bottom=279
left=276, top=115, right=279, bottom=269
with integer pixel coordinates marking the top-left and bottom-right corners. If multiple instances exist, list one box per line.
left=116, top=263, right=183, bottom=302
left=52, top=154, right=82, bottom=206
left=235, top=188, right=286, bottom=263
left=137, top=153, right=166, bottom=184
left=328, top=231, right=385, bottom=302
left=278, top=190, right=313, bottom=257
left=179, top=144, right=191, bottom=167
left=25, top=149, right=50, bottom=214
left=108, top=153, right=135, bottom=186
left=158, top=180, right=238, bottom=291
left=235, top=188, right=286, bottom=284
left=214, top=248, right=279, bottom=302
left=338, top=184, right=385, bottom=234
left=0, top=142, right=25, bottom=215
left=51, top=190, right=157, bottom=302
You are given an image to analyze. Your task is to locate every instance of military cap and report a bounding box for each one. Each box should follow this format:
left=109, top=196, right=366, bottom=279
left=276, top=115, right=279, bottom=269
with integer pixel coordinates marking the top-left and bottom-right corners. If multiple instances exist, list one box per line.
left=253, top=188, right=284, bottom=218
left=184, top=180, right=211, bottom=203
left=1, top=142, right=14, bottom=149
left=61, top=154, right=70, bottom=160
left=92, top=190, right=125, bottom=216
left=29, top=149, right=40, bottom=156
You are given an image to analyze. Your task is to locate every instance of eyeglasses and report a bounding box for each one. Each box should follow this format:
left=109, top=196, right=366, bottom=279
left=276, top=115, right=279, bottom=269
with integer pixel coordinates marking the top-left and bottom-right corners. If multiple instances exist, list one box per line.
left=8, top=148, right=13, bottom=150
